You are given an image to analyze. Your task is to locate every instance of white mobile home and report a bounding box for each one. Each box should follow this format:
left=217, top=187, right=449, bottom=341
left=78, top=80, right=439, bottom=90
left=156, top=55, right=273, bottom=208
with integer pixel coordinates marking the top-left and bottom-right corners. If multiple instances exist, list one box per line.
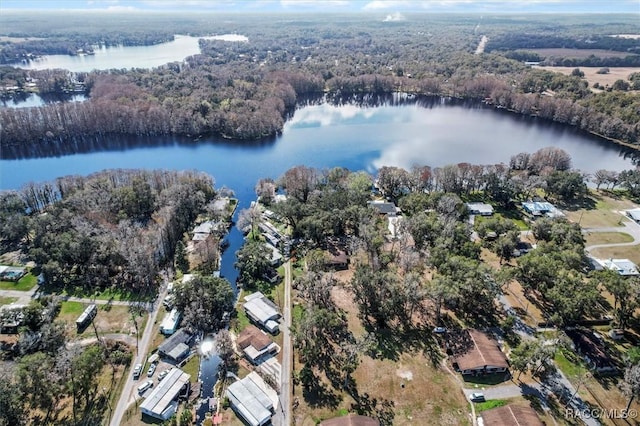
left=160, top=308, right=181, bottom=335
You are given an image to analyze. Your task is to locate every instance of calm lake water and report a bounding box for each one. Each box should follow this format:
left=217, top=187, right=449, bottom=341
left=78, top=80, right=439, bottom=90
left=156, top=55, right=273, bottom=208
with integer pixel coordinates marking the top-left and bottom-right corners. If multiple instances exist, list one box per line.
left=1, top=92, right=87, bottom=108
left=11, top=34, right=247, bottom=72
left=1, top=99, right=636, bottom=192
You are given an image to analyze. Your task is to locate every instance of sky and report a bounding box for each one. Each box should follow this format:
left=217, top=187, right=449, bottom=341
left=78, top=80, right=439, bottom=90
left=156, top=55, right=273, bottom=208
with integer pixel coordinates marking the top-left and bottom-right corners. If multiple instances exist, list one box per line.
left=1, top=0, right=639, bottom=14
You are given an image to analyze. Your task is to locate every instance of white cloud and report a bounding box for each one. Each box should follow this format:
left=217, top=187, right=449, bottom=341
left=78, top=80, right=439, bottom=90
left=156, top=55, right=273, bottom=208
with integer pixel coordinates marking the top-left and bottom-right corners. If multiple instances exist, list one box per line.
left=364, top=1, right=412, bottom=10
left=383, top=12, right=406, bottom=21
left=280, top=0, right=349, bottom=8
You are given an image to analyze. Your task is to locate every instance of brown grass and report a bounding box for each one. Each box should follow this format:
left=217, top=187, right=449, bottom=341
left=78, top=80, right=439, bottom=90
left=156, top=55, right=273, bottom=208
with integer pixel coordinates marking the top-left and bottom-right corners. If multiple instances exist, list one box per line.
left=591, top=245, right=640, bottom=266
left=584, top=232, right=634, bottom=247
left=538, top=66, right=640, bottom=90
left=563, top=193, right=635, bottom=228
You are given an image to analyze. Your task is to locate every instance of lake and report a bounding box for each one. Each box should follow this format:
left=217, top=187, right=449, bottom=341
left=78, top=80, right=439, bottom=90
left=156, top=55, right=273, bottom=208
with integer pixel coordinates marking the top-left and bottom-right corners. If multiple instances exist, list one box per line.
left=1, top=92, right=87, bottom=108
left=10, top=34, right=248, bottom=73
left=1, top=98, right=636, bottom=193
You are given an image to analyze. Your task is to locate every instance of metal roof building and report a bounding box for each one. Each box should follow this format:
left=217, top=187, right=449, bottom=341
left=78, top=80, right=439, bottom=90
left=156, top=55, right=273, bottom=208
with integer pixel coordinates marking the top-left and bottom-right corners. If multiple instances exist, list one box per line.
left=226, top=372, right=278, bottom=426
left=140, top=368, right=190, bottom=421
left=243, top=292, right=281, bottom=334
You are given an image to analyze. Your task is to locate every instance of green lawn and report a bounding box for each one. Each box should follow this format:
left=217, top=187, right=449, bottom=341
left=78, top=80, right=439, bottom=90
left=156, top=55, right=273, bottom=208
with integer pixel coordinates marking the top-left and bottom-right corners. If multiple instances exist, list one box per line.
left=0, top=272, right=37, bottom=291
left=555, top=349, right=587, bottom=379
left=0, top=296, right=18, bottom=306
left=180, top=354, right=201, bottom=379
left=474, top=399, right=508, bottom=412
left=59, top=300, right=86, bottom=316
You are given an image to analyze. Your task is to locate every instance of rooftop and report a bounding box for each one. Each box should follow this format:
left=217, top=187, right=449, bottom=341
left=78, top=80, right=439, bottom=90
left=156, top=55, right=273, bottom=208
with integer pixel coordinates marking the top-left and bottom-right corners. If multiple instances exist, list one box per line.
left=452, top=329, right=508, bottom=372
left=158, top=328, right=193, bottom=356
left=367, top=200, right=400, bottom=216
left=140, top=368, right=190, bottom=419
left=479, top=404, right=543, bottom=426
left=601, top=258, right=639, bottom=276
left=238, top=325, right=274, bottom=352
left=227, top=372, right=278, bottom=426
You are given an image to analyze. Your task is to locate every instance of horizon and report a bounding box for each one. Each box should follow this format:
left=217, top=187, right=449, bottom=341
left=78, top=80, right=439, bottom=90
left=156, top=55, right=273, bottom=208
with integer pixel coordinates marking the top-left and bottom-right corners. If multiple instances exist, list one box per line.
left=2, top=0, right=639, bottom=14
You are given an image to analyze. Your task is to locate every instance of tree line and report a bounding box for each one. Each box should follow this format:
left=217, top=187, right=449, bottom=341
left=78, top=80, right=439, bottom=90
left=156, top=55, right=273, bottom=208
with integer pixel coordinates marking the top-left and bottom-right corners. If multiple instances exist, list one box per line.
left=1, top=13, right=639, bottom=156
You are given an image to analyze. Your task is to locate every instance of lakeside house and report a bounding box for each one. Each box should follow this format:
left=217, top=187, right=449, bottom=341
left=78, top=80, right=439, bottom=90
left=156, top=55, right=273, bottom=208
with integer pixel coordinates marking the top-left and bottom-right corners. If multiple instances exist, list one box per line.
left=243, top=292, right=281, bottom=334
left=140, top=368, right=191, bottom=421
left=591, top=258, right=640, bottom=277
left=522, top=201, right=565, bottom=218
left=158, top=328, right=193, bottom=363
left=450, top=329, right=509, bottom=376
left=466, top=202, right=494, bottom=216
left=237, top=325, right=280, bottom=365
left=226, top=371, right=278, bottom=426
left=367, top=200, right=401, bottom=216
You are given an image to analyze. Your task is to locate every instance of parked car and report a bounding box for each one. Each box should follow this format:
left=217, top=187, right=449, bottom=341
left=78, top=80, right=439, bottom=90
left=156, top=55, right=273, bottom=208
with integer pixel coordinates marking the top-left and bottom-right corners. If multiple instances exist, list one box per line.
left=469, top=392, right=485, bottom=402
left=157, top=368, right=171, bottom=381
left=433, top=326, right=447, bottom=334
left=147, top=363, right=157, bottom=377
left=132, top=363, right=143, bottom=380
left=137, top=380, right=153, bottom=395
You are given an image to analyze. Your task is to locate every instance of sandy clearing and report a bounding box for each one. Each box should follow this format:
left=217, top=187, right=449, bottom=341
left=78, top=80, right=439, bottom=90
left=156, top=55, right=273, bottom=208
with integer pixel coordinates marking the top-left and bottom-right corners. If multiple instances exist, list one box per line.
left=536, top=65, right=640, bottom=88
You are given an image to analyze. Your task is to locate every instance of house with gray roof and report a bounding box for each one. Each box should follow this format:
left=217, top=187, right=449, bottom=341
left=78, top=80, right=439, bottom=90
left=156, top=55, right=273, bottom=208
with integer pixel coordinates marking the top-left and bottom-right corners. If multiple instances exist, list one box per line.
left=243, top=292, right=281, bottom=334
left=226, top=372, right=278, bottom=426
left=140, top=368, right=190, bottom=421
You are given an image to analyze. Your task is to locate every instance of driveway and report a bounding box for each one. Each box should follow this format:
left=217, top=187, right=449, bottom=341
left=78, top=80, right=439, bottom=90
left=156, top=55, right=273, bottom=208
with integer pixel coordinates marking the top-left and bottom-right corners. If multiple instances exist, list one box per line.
left=583, top=212, right=640, bottom=252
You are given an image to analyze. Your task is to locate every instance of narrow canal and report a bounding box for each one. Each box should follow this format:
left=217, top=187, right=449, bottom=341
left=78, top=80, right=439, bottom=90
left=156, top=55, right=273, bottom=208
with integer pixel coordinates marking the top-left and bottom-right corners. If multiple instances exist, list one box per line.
left=195, top=198, right=247, bottom=424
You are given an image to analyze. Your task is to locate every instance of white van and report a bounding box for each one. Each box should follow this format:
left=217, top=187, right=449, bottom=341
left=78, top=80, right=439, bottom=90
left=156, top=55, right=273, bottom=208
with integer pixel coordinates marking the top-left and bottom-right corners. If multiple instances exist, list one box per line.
left=137, top=380, right=153, bottom=395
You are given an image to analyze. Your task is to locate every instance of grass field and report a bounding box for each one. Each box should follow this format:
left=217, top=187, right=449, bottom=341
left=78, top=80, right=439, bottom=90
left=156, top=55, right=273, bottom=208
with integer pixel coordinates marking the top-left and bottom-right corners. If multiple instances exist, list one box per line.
left=0, top=296, right=18, bottom=306
left=57, top=301, right=142, bottom=337
left=591, top=245, right=640, bottom=266
left=538, top=66, right=640, bottom=90
left=0, top=271, right=37, bottom=291
left=563, top=193, right=635, bottom=228
left=584, top=232, right=634, bottom=247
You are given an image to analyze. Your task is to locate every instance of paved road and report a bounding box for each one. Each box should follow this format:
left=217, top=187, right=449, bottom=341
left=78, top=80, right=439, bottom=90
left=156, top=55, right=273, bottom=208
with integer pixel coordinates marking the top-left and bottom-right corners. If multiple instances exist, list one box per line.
left=273, top=260, right=292, bottom=426
left=583, top=215, right=640, bottom=252
left=109, top=279, right=168, bottom=426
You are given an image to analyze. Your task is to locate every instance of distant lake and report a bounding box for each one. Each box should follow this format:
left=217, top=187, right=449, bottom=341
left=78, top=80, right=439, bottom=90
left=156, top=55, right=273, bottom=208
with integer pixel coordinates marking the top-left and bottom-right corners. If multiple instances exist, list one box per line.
left=11, top=34, right=248, bottom=72
left=1, top=92, right=87, bottom=108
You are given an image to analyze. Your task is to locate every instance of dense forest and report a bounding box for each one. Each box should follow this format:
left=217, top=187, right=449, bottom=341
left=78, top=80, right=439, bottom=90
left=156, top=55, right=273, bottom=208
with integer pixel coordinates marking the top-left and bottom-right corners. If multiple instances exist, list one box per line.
left=0, top=12, right=639, bottom=155
left=0, top=169, right=217, bottom=294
